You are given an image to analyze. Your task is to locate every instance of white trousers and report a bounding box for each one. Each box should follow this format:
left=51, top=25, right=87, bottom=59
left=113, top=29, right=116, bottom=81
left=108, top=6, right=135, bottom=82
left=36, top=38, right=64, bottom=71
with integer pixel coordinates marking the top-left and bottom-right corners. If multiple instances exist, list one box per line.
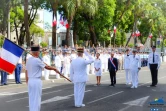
left=104, top=63, right=108, bottom=72
left=28, top=78, right=42, bottom=111
left=90, top=63, right=94, bottom=74
left=131, top=69, right=138, bottom=87
left=56, top=67, right=61, bottom=79
left=74, top=82, right=86, bottom=106
left=44, top=69, right=50, bottom=80
left=87, top=65, right=90, bottom=74
left=63, top=64, right=70, bottom=78
left=125, top=69, right=131, bottom=84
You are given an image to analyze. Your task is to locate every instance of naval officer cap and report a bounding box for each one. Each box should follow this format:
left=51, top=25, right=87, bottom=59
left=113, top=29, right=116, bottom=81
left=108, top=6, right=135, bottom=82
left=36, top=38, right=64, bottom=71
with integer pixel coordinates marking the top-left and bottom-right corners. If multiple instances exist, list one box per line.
left=152, top=46, right=156, bottom=48
left=31, top=45, right=40, bottom=51
left=77, top=47, right=84, bottom=53
left=132, top=49, right=137, bottom=52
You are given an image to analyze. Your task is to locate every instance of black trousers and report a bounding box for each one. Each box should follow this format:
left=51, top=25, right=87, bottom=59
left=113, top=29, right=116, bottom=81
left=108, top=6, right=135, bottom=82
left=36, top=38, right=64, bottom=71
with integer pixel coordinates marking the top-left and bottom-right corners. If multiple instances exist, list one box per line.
left=109, top=70, right=116, bottom=85
left=150, top=64, right=158, bottom=86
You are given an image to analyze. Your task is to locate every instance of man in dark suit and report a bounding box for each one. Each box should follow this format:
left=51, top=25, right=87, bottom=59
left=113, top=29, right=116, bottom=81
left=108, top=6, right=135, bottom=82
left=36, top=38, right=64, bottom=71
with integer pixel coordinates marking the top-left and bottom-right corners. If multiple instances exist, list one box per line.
left=108, top=52, right=118, bottom=87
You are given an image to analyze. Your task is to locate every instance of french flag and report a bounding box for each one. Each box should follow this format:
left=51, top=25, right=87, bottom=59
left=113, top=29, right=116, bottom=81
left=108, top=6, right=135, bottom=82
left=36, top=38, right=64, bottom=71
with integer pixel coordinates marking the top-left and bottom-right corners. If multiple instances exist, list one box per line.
left=0, top=38, right=24, bottom=74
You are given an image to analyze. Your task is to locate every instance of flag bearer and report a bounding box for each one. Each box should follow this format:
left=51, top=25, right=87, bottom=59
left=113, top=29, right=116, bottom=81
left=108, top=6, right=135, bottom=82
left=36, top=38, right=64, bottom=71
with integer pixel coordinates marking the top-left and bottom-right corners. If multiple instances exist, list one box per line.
left=70, top=48, right=94, bottom=108
left=26, top=45, right=59, bottom=111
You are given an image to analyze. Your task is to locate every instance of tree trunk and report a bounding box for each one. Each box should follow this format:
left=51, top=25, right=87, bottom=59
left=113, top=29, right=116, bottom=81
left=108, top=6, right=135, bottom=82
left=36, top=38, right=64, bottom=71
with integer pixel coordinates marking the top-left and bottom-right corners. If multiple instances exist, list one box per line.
left=1, top=0, right=10, bottom=36
left=14, top=20, right=19, bottom=44
left=88, top=25, right=97, bottom=46
left=18, top=24, right=25, bottom=46
left=66, top=16, right=72, bottom=46
left=73, top=19, right=77, bottom=45
left=24, top=0, right=30, bottom=47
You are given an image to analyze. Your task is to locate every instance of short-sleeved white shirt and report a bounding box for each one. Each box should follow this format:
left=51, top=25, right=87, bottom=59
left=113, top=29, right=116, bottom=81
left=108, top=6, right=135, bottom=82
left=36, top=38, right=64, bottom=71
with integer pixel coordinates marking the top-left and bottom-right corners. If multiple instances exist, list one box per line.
left=26, top=53, right=32, bottom=60
left=26, top=56, right=45, bottom=78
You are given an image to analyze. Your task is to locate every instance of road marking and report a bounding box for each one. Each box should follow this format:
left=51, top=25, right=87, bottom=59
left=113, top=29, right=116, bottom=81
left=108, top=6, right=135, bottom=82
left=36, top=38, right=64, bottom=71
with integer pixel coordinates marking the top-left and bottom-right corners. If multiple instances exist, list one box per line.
left=40, top=90, right=92, bottom=105
left=87, top=91, right=124, bottom=104
left=6, top=90, right=62, bottom=103
left=123, top=96, right=149, bottom=106
left=119, top=96, right=149, bottom=111
left=41, top=96, right=70, bottom=104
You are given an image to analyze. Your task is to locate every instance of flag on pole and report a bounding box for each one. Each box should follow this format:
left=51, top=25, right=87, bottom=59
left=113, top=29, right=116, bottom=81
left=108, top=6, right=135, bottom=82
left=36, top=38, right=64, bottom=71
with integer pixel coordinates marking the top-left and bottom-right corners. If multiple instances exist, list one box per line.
left=60, top=15, right=64, bottom=26
left=114, top=26, right=116, bottom=33
left=132, top=32, right=135, bottom=37
left=149, top=33, right=153, bottom=38
left=52, top=19, right=57, bottom=27
left=64, top=18, right=69, bottom=29
left=135, top=30, right=140, bottom=37
left=0, top=38, right=24, bottom=74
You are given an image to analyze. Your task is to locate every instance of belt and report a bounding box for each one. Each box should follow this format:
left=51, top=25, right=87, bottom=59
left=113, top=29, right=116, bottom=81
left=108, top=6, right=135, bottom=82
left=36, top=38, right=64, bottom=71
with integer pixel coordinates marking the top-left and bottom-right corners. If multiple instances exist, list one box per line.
left=28, top=77, right=41, bottom=79
left=149, top=63, right=158, bottom=65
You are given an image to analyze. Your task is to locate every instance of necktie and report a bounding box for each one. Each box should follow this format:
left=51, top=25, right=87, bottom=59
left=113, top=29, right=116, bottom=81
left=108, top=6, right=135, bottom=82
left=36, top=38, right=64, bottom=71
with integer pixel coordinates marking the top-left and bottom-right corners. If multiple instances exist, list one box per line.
left=153, top=53, right=155, bottom=63
left=133, top=55, right=135, bottom=58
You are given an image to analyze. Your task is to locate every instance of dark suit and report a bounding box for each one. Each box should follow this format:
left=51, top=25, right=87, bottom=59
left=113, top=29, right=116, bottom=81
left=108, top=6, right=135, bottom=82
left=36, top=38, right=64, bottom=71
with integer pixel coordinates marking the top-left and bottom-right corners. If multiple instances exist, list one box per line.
left=108, top=58, right=118, bottom=85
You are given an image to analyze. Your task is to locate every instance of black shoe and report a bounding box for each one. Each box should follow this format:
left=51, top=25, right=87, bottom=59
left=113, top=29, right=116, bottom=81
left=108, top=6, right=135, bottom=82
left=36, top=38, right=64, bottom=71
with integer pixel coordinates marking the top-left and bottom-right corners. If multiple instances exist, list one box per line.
left=109, top=84, right=115, bottom=87
left=4, top=83, right=8, bottom=85
left=19, top=82, right=22, bottom=84
left=150, top=85, right=156, bottom=87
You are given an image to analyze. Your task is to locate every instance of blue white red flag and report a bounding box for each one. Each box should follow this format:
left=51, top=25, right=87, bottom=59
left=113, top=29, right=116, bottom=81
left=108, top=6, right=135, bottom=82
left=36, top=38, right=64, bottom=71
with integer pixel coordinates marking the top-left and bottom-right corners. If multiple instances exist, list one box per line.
left=0, top=38, right=24, bottom=74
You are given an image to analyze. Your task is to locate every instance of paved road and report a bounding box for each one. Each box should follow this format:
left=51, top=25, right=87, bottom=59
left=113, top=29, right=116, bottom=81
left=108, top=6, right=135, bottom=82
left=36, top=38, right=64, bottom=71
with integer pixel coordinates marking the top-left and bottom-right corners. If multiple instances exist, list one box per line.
left=0, top=63, right=166, bottom=111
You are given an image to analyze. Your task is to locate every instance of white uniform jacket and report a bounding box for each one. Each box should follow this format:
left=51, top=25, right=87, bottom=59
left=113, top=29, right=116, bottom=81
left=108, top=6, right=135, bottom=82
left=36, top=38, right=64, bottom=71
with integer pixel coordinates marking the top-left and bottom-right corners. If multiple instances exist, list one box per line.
left=54, top=55, right=61, bottom=68
left=70, top=52, right=94, bottom=83
left=129, top=55, right=141, bottom=70
left=123, top=55, right=130, bottom=69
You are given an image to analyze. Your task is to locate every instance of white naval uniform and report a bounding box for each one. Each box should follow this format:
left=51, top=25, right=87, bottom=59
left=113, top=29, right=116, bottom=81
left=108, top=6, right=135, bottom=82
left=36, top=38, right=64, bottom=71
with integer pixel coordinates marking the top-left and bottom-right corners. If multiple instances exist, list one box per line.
left=43, top=54, right=51, bottom=80
left=103, top=54, right=108, bottom=72
left=70, top=52, right=94, bottom=107
left=90, top=55, right=95, bottom=74
left=84, top=54, right=90, bottom=75
left=94, top=58, right=102, bottom=76
left=63, top=55, right=70, bottom=77
left=26, top=57, right=45, bottom=111
left=123, top=54, right=131, bottom=84
left=54, top=55, right=61, bottom=79
left=129, top=55, right=141, bottom=88
left=100, top=54, right=104, bottom=72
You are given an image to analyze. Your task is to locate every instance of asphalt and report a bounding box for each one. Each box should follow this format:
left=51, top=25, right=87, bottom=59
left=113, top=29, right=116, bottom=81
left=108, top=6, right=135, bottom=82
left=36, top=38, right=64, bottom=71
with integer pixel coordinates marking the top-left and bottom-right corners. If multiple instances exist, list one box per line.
left=0, top=63, right=166, bottom=111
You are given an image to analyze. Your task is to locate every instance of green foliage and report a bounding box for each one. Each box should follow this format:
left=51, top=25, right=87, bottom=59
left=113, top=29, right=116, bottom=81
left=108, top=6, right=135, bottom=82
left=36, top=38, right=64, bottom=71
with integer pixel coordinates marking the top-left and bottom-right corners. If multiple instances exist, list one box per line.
left=128, top=43, right=134, bottom=48
left=40, top=42, right=48, bottom=48
left=163, top=39, right=166, bottom=47
left=30, top=24, right=44, bottom=37
left=77, top=40, right=83, bottom=46
left=0, top=35, right=4, bottom=47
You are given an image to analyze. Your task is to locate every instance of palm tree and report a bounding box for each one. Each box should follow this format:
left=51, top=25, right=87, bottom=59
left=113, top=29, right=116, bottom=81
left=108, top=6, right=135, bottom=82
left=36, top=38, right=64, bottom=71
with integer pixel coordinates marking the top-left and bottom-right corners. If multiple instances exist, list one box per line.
left=63, top=0, right=98, bottom=46
left=49, top=0, right=61, bottom=48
